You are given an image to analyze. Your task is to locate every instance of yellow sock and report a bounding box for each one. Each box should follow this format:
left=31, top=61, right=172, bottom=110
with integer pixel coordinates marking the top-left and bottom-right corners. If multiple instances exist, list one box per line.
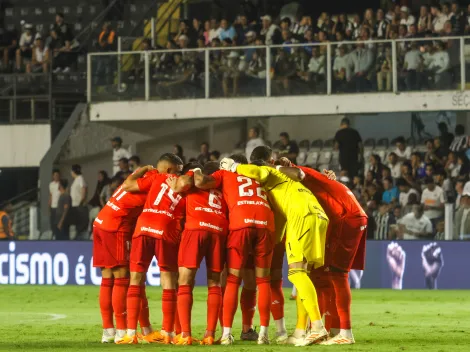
left=288, top=268, right=322, bottom=324
left=295, top=295, right=308, bottom=330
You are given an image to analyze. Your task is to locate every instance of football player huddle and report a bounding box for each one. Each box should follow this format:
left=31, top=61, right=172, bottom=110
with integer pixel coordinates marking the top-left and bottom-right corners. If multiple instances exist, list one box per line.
left=92, top=145, right=367, bottom=346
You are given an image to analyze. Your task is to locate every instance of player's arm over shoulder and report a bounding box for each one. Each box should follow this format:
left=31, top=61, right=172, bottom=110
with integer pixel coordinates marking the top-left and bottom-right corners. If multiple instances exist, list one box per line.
left=194, top=169, right=219, bottom=189
left=167, top=173, right=194, bottom=193
left=275, top=166, right=305, bottom=182
left=122, top=165, right=155, bottom=192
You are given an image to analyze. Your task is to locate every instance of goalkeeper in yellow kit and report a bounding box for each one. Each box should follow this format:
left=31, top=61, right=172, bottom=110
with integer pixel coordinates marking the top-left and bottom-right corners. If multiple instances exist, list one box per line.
left=219, top=146, right=329, bottom=346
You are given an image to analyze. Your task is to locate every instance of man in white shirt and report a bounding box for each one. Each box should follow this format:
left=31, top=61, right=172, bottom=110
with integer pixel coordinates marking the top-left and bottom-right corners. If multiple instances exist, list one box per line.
left=70, top=164, right=89, bottom=240
left=394, top=136, right=412, bottom=162
left=400, top=7, right=416, bottom=30
left=398, top=205, right=433, bottom=239
left=49, top=169, right=61, bottom=232
left=431, top=5, right=448, bottom=33
left=397, top=178, right=420, bottom=207
left=333, top=45, right=349, bottom=92
left=111, top=136, right=131, bottom=175
left=246, top=127, right=265, bottom=161
left=403, top=42, right=422, bottom=90
left=387, top=152, right=402, bottom=179
left=421, top=177, right=445, bottom=225
left=429, top=41, right=450, bottom=89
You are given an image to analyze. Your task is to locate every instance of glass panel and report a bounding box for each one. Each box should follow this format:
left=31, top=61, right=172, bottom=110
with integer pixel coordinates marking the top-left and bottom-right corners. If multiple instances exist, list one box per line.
left=150, top=49, right=205, bottom=100
left=208, top=46, right=266, bottom=98
left=397, top=37, right=459, bottom=92
left=90, top=53, right=132, bottom=102
left=271, top=43, right=327, bottom=96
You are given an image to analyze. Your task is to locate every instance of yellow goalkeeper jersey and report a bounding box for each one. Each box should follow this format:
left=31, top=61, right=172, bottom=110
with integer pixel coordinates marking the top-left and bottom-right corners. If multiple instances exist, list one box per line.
left=236, top=164, right=328, bottom=243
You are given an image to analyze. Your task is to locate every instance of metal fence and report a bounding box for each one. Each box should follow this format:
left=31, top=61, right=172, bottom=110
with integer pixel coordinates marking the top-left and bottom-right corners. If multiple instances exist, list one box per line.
left=87, top=35, right=470, bottom=103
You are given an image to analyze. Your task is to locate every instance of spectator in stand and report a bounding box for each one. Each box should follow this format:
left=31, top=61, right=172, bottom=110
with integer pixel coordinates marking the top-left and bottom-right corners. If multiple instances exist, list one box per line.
left=245, top=127, right=265, bottom=160
left=457, top=153, right=470, bottom=177
left=449, top=124, right=469, bottom=152
left=350, top=13, right=362, bottom=40
left=445, top=151, right=460, bottom=179
left=193, top=18, right=204, bottom=40
left=387, top=152, right=402, bottom=179
left=115, top=158, right=131, bottom=179
left=219, top=18, right=236, bottom=41
left=234, top=15, right=251, bottom=46
left=369, top=154, right=385, bottom=183
left=418, top=5, right=432, bottom=33
left=450, top=1, right=465, bottom=35
left=55, top=179, right=71, bottom=240
left=278, top=132, right=299, bottom=164
left=128, top=155, right=141, bottom=171
left=375, top=202, right=396, bottom=239
left=453, top=193, right=470, bottom=239
left=394, top=136, right=412, bottom=162
left=260, top=15, right=281, bottom=45
left=434, top=168, right=454, bottom=199
left=197, top=142, right=211, bottom=164
left=402, top=192, right=420, bottom=217
left=292, top=16, right=312, bottom=40
left=49, top=169, right=61, bottom=234
left=2, top=27, right=18, bottom=71
left=377, top=46, right=392, bottom=91
left=333, top=13, right=351, bottom=36
left=349, top=41, right=374, bottom=92
left=382, top=177, right=399, bottom=205
left=333, top=45, right=349, bottom=92
left=100, top=176, right=123, bottom=207
left=111, top=137, right=131, bottom=175
left=93, top=22, right=116, bottom=83
left=53, top=13, right=74, bottom=45
left=88, top=170, right=110, bottom=218
left=411, top=152, right=426, bottom=180
left=455, top=179, right=465, bottom=209
left=334, top=117, right=363, bottom=177
left=26, top=37, right=49, bottom=73
left=438, top=122, right=454, bottom=150
left=398, top=204, right=433, bottom=240
left=397, top=177, right=420, bottom=207
left=15, top=23, right=34, bottom=71
left=70, top=164, right=89, bottom=240
left=421, top=176, right=446, bottom=228
left=209, top=150, right=221, bottom=161
left=400, top=6, right=415, bottom=30
left=130, top=39, right=153, bottom=80
left=375, top=8, right=390, bottom=39
left=433, top=137, right=449, bottom=164
left=403, top=42, right=421, bottom=91
left=431, top=5, right=448, bottom=34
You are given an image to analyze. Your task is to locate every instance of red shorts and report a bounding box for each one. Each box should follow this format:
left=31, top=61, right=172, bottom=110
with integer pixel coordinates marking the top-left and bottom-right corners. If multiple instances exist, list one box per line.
left=130, top=234, right=179, bottom=272
left=324, top=216, right=368, bottom=271
left=226, top=228, right=274, bottom=270
left=93, top=228, right=131, bottom=268
left=178, top=229, right=226, bottom=273
left=270, top=237, right=286, bottom=271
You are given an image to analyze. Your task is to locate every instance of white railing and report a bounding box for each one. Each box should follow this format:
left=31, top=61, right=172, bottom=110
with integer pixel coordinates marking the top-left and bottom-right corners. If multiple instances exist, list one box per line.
left=87, top=35, right=470, bottom=103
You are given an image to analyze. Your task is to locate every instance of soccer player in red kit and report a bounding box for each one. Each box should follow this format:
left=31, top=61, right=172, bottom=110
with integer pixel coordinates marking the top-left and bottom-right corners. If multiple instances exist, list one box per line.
left=194, top=154, right=275, bottom=345
left=164, top=161, right=228, bottom=345
left=279, top=157, right=367, bottom=345
left=93, top=169, right=156, bottom=343
left=116, top=153, right=185, bottom=344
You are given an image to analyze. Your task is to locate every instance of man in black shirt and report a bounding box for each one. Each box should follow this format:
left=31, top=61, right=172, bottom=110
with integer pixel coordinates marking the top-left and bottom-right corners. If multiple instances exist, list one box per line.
left=53, top=13, right=74, bottom=44
left=278, top=132, right=299, bottom=164
left=334, top=117, right=363, bottom=177
left=55, top=179, right=71, bottom=240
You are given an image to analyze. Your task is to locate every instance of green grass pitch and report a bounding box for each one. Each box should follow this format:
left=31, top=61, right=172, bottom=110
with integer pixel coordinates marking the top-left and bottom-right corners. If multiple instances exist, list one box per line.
left=1, top=286, right=469, bottom=351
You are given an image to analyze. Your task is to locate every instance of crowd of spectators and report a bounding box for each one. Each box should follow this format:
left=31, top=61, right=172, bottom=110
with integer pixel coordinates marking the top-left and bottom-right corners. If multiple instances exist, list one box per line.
left=0, top=13, right=79, bottom=74
left=124, top=1, right=470, bottom=98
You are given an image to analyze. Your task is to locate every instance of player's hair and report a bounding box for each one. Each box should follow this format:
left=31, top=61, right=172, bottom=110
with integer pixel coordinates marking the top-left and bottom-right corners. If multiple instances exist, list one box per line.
left=230, top=154, right=248, bottom=164
left=71, top=164, right=81, bottom=175
left=129, top=155, right=141, bottom=164
left=250, top=160, right=266, bottom=167
left=250, top=145, right=272, bottom=163
left=203, top=161, right=220, bottom=175
left=182, top=161, right=203, bottom=175
left=59, top=179, right=68, bottom=189
left=158, top=153, right=183, bottom=166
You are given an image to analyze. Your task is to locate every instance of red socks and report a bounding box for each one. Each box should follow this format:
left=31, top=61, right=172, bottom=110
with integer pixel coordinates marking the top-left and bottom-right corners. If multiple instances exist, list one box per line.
left=100, top=278, right=114, bottom=329
left=113, top=278, right=129, bottom=330
left=219, top=285, right=226, bottom=327
left=222, top=274, right=241, bottom=328
left=256, top=276, right=271, bottom=327
left=330, top=272, right=351, bottom=329
left=207, top=286, right=222, bottom=336
left=127, top=285, right=142, bottom=331
left=174, top=307, right=182, bottom=335
left=162, top=289, right=177, bottom=333
left=177, top=285, right=193, bottom=336
left=139, top=285, right=151, bottom=329
left=270, top=279, right=284, bottom=320
left=240, top=287, right=257, bottom=328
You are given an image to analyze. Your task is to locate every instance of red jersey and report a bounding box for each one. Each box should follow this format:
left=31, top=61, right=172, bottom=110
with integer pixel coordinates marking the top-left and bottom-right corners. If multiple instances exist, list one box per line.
left=185, top=188, right=228, bottom=234
left=133, top=173, right=186, bottom=240
left=94, top=170, right=159, bottom=233
left=211, top=169, right=274, bottom=232
left=299, top=166, right=367, bottom=219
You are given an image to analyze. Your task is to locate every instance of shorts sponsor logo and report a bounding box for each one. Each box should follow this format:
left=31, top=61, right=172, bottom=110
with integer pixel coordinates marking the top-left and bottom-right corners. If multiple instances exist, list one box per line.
left=140, top=227, right=164, bottom=235
left=244, top=219, right=268, bottom=226
left=199, top=222, right=223, bottom=232
left=94, top=218, right=103, bottom=224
